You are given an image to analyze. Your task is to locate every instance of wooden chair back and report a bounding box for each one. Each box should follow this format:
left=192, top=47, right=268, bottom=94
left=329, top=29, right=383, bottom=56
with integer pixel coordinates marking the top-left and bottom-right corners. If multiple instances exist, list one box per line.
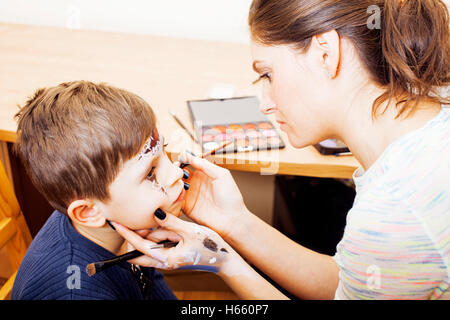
left=0, top=160, right=32, bottom=300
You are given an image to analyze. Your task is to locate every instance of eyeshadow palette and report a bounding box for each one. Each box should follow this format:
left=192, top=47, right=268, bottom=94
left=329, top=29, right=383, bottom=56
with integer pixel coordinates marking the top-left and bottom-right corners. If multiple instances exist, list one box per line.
left=187, top=96, right=285, bottom=154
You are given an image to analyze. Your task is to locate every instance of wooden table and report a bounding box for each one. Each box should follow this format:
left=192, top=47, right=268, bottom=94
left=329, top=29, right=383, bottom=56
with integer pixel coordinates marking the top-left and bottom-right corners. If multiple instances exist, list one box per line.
left=0, top=23, right=359, bottom=235
left=0, top=23, right=359, bottom=176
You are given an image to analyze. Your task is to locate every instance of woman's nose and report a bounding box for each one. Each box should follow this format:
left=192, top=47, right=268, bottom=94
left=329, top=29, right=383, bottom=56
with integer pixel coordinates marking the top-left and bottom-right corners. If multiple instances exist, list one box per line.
left=260, top=89, right=277, bottom=115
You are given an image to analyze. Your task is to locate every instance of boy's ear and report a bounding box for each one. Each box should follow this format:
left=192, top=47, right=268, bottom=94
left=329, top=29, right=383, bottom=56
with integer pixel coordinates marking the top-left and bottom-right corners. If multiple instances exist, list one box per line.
left=67, top=199, right=106, bottom=228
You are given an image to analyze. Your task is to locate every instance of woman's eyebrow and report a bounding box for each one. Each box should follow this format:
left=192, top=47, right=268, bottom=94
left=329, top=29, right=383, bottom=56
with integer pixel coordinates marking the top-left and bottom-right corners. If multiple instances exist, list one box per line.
left=252, top=60, right=264, bottom=73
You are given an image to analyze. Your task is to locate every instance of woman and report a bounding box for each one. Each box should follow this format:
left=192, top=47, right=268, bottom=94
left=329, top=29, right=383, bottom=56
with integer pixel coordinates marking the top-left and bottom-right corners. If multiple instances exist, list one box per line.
left=111, top=0, right=450, bottom=299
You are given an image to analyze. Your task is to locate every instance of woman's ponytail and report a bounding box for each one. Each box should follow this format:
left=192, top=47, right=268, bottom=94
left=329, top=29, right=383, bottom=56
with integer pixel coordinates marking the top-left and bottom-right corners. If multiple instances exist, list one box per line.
left=377, top=0, right=449, bottom=117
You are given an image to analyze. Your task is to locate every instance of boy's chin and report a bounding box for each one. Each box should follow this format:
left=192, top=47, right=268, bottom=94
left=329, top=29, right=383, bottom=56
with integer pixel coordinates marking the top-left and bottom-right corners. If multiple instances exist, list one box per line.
left=128, top=203, right=184, bottom=231
left=163, top=200, right=184, bottom=218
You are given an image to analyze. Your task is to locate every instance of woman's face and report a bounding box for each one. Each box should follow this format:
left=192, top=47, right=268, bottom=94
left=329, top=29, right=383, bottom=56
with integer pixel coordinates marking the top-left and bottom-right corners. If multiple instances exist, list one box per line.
left=251, top=40, right=336, bottom=148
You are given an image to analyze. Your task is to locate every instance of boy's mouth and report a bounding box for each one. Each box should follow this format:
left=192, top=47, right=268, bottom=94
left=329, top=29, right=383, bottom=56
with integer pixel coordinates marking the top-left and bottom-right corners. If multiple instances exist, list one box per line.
left=174, top=187, right=186, bottom=203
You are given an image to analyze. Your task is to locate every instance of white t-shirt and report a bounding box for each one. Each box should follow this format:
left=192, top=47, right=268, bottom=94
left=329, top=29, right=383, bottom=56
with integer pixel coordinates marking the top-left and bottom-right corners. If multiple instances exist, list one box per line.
left=333, top=106, right=450, bottom=299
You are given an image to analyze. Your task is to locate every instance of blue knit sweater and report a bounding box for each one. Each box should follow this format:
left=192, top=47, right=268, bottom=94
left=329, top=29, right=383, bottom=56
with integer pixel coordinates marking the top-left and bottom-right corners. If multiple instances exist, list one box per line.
left=12, top=211, right=177, bottom=300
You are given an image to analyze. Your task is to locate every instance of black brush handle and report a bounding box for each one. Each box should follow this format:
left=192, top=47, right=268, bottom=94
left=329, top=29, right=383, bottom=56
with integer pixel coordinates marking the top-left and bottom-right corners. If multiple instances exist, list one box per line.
left=95, top=250, right=143, bottom=273
left=93, top=240, right=178, bottom=273
left=112, top=249, right=143, bottom=262
left=111, top=240, right=177, bottom=262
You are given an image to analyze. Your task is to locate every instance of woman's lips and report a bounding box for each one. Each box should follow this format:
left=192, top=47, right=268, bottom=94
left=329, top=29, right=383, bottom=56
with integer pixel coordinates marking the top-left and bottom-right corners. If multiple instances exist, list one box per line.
left=277, top=120, right=287, bottom=131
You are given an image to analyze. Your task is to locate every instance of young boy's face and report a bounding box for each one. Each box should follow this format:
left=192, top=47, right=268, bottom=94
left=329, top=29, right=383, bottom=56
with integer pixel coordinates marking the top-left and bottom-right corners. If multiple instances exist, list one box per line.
left=97, top=133, right=186, bottom=230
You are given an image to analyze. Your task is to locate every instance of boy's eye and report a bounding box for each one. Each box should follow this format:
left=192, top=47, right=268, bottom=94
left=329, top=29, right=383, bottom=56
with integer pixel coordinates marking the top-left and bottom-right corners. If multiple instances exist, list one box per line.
left=144, top=139, right=167, bottom=182
left=146, top=166, right=156, bottom=181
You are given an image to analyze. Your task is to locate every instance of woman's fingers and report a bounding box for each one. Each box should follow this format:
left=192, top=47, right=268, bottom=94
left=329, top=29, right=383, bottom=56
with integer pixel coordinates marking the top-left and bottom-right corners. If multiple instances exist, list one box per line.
left=128, top=255, right=167, bottom=268
left=111, top=218, right=232, bottom=272
left=146, top=228, right=182, bottom=243
left=124, top=240, right=167, bottom=267
left=154, top=209, right=196, bottom=237
left=135, top=229, right=152, bottom=238
left=110, top=222, right=169, bottom=263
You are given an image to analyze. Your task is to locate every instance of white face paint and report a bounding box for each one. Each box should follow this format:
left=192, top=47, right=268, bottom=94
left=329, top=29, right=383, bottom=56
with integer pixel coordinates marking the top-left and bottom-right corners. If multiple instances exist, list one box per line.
left=149, top=178, right=167, bottom=195
left=138, top=135, right=163, bottom=160
left=193, top=252, right=201, bottom=265
left=209, top=257, right=217, bottom=264
left=139, top=135, right=168, bottom=195
left=181, top=251, right=196, bottom=264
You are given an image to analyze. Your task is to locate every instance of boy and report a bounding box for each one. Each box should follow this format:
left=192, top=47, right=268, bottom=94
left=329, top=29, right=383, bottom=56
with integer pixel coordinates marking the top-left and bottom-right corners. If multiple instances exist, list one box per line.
left=12, top=80, right=187, bottom=299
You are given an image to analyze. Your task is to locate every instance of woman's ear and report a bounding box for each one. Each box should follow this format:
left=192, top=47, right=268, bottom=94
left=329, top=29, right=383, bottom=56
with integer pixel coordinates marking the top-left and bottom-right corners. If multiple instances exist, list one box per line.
left=67, top=199, right=106, bottom=228
left=311, top=29, right=341, bottom=79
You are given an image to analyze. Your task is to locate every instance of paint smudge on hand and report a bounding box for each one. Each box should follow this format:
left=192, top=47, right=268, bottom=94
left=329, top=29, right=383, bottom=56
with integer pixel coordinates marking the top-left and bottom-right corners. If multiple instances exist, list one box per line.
left=203, top=238, right=218, bottom=252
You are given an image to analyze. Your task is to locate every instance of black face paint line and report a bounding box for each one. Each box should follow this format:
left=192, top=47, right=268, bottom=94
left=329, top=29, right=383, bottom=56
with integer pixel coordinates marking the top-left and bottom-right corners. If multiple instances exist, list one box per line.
left=203, top=238, right=218, bottom=252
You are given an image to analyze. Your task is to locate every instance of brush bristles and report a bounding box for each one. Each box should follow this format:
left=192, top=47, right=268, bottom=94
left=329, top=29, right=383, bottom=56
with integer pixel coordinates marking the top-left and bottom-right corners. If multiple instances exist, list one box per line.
left=86, top=263, right=99, bottom=277
left=85, top=244, right=174, bottom=277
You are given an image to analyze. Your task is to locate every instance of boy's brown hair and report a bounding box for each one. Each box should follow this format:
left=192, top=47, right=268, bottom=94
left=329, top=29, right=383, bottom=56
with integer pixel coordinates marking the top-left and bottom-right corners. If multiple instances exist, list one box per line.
left=14, top=80, right=156, bottom=214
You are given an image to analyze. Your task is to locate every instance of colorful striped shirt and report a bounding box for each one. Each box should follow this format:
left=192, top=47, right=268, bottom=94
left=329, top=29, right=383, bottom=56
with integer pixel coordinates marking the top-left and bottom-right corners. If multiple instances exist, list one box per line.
left=333, top=106, right=450, bottom=300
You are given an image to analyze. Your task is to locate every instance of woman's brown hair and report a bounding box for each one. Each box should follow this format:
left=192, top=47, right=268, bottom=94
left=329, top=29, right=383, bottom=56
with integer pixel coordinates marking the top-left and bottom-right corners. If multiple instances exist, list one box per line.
left=14, top=81, right=156, bottom=213
left=249, top=0, right=450, bottom=118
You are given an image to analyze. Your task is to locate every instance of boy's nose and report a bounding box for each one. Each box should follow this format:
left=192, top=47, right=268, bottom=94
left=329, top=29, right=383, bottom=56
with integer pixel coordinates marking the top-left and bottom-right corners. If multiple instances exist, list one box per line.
left=173, top=165, right=184, bottom=184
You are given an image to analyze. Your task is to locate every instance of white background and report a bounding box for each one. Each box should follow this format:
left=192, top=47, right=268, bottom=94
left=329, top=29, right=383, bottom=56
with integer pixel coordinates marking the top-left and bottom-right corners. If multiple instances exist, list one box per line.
left=0, top=0, right=253, bottom=43
left=0, top=0, right=448, bottom=43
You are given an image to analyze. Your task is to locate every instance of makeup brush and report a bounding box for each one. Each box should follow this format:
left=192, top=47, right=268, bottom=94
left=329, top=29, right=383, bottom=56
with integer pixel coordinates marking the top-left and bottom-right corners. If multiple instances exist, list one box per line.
left=180, top=141, right=232, bottom=169
left=86, top=239, right=178, bottom=277
left=200, top=140, right=232, bottom=158
left=169, top=109, right=199, bottom=143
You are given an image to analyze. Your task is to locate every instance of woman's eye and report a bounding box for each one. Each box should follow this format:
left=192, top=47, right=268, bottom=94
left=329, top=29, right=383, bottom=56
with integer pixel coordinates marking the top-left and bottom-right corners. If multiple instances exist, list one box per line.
left=252, top=72, right=271, bottom=85
left=262, top=73, right=271, bottom=80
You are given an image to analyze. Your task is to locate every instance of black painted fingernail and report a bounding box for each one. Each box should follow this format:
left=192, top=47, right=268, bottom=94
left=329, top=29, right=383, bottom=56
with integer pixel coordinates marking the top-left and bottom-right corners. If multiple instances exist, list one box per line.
left=180, top=162, right=190, bottom=169
left=183, top=170, right=189, bottom=180
left=106, top=220, right=116, bottom=230
left=154, top=208, right=166, bottom=220
left=183, top=182, right=190, bottom=190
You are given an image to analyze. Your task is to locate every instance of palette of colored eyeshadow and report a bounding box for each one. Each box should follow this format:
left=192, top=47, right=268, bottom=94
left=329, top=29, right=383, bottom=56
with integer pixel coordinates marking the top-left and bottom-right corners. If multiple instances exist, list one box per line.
left=187, top=96, right=285, bottom=154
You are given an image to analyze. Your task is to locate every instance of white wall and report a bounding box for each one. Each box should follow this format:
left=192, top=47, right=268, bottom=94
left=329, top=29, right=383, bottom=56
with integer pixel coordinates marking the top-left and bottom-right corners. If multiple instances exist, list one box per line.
left=0, top=0, right=448, bottom=43
left=0, top=0, right=253, bottom=43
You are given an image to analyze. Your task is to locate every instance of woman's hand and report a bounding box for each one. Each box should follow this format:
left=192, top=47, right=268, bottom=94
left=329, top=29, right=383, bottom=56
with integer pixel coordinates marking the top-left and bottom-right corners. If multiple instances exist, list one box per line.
left=111, top=212, right=290, bottom=300
left=110, top=212, right=235, bottom=274
left=179, top=152, right=250, bottom=240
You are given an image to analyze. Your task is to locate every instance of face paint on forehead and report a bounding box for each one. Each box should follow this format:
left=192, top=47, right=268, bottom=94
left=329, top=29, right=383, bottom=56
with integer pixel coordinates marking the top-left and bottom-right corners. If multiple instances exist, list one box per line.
left=138, top=131, right=162, bottom=161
